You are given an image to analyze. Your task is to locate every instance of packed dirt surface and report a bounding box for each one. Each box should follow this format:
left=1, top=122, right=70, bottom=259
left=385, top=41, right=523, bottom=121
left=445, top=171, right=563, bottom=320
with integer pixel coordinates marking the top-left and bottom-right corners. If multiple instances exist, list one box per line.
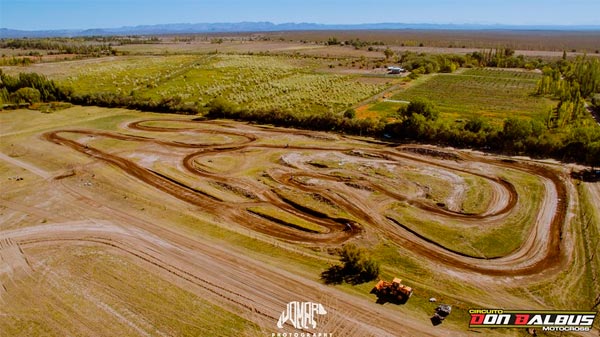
left=111, top=39, right=600, bottom=58
left=1, top=111, right=595, bottom=336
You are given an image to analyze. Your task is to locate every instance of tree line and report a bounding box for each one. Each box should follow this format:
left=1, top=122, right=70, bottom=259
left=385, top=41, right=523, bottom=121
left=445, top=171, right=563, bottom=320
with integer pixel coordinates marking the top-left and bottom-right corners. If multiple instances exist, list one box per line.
left=205, top=96, right=599, bottom=167
left=392, top=49, right=551, bottom=78
left=0, top=70, right=71, bottom=105
left=1, top=54, right=598, bottom=167
left=1, top=38, right=114, bottom=56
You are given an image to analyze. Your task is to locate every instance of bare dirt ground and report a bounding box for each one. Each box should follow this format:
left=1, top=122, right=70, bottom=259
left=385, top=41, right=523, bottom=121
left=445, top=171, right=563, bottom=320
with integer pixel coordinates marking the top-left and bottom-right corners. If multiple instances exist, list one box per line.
left=0, top=111, right=596, bottom=336
left=112, top=40, right=599, bottom=58
left=0, top=152, right=51, bottom=179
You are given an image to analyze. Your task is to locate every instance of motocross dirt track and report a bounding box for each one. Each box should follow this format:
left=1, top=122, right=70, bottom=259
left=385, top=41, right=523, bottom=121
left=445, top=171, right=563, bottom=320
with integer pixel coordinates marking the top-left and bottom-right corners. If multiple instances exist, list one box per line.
left=0, top=116, right=580, bottom=336
left=42, top=118, right=568, bottom=274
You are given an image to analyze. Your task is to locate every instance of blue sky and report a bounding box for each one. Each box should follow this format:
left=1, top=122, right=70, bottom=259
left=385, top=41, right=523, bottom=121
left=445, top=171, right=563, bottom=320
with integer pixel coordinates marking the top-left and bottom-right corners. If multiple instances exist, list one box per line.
left=1, top=0, right=600, bottom=30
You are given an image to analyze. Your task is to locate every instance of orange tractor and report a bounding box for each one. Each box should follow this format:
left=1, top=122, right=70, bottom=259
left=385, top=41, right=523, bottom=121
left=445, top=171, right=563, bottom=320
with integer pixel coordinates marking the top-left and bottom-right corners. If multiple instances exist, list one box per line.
left=371, top=278, right=413, bottom=304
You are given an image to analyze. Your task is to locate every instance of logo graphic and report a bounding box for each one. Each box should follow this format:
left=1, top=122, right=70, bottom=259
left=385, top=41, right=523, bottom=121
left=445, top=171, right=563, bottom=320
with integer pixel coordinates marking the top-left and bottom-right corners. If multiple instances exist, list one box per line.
left=469, top=309, right=597, bottom=332
left=277, top=301, right=327, bottom=329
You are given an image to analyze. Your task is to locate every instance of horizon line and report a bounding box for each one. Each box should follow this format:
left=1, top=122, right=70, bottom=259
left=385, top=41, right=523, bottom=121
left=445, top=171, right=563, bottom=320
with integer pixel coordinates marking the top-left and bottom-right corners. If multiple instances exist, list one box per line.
left=3, top=21, right=600, bottom=32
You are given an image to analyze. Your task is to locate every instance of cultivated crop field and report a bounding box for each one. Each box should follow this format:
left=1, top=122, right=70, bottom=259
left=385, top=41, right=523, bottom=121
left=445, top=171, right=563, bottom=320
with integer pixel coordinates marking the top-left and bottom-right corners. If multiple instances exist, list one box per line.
left=387, top=68, right=555, bottom=123
left=2, top=54, right=390, bottom=114
left=1, top=107, right=598, bottom=336
left=357, top=68, right=555, bottom=123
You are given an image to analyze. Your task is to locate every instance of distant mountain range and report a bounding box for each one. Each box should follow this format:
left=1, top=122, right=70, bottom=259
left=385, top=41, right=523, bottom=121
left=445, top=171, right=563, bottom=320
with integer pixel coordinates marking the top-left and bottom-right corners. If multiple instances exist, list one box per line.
left=2, top=22, right=600, bottom=38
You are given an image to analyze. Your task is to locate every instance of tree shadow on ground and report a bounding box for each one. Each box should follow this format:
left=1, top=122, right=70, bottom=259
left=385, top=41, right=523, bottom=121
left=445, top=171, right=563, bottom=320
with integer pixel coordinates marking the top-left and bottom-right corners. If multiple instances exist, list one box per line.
left=320, top=265, right=375, bottom=285
left=571, top=169, right=600, bottom=182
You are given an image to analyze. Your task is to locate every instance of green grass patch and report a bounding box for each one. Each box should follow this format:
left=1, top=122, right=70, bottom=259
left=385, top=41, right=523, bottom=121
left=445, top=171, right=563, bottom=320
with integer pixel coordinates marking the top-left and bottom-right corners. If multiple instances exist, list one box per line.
left=87, top=136, right=147, bottom=153
left=387, top=168, right=545, bottom=258
left=508, top=184, right=599, bottom=315
left=152, top=162, right=253, bottom=203
left=460, top=174, right=494, bottom=214
left=247, top=206, right=327, bottom=233
left=357, top=100, right=405, bottom=119
left=194, top=154, right=244, bottom=174
left=274, top=187, right=354, bottom=220
left=400, top=169, right=454, bottom=205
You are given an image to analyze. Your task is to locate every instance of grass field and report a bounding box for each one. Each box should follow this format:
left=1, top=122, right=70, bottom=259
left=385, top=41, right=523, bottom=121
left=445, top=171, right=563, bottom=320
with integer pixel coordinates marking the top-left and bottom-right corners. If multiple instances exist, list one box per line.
left=0, top=245, right=257, bottom=337
left=247, top=206, right=328, bottom=233
left=460, top=175, right=493, bottom=214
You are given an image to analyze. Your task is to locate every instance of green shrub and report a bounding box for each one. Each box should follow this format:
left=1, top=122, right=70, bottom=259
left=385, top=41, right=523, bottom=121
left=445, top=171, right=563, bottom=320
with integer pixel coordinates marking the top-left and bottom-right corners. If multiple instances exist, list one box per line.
left=321, top=244, right=380, bottom=285
left=343, top=108, right=356, bottom=119
left=206, top=97, right=238, bottom=116
left=398, top=98, right=439, bottom=121
left=464, top=116, right=485, bottom=133
left=10, top=87, right=40, bottom=104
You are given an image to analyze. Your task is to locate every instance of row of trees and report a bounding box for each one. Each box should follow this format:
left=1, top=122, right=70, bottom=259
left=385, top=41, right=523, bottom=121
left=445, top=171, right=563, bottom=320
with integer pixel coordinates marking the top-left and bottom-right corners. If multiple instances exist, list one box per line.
left=326, top=37, right=385, bottom=48
left=0, top=71, right=71, bottom=104
left=395, top=50, right=540, bottom=77
left=392, top=48, right=557, bottom=77
left=204, top=95, right=599, bottom=167
left=536, top=56, right=600, bottom=99
left=399, top=52, right=465, bottom=75
left=533, top=57, right=600, bottom=149
left=69, top=92, right=200, bottom=115
left=467, top=48, right=529, bottom=68
left=2, top=80, right=597, bottom=167
left=387, top=112, right=599, bottom=167
left=1, top=38, right=114, bottom=56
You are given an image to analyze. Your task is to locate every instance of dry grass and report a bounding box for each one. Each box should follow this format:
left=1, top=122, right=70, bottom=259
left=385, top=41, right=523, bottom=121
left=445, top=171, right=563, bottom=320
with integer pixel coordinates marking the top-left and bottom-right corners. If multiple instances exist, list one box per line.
left=0, top=245, right=256, bottom=337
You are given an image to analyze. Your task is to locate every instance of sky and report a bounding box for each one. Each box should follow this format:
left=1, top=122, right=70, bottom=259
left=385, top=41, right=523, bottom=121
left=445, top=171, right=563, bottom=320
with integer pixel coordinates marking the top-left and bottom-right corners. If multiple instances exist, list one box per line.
left=1, top=0, right=600, bottom=30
